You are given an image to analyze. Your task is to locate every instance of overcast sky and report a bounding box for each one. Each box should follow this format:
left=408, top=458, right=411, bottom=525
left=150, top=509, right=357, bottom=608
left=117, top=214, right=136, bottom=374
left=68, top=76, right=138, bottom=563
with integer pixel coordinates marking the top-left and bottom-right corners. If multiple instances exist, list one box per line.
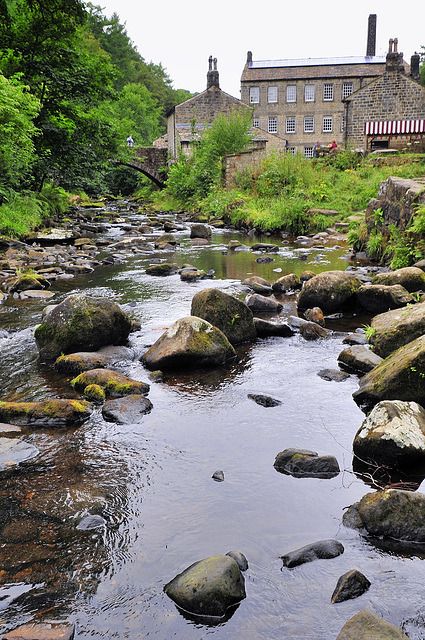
left=98, top=0, right=424, bottom=98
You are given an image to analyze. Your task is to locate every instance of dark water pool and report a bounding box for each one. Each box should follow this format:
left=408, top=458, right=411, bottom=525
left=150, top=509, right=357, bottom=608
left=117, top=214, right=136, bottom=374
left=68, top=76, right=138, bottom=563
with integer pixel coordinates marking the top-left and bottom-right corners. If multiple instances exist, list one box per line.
left=0, top=209, right=424, bottom=639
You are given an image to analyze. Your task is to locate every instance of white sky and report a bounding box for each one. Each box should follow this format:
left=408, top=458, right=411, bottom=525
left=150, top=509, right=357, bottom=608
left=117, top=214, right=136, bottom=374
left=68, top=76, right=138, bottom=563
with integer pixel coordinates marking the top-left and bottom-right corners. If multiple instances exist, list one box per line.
left=98, top=0, right=424, bottom=98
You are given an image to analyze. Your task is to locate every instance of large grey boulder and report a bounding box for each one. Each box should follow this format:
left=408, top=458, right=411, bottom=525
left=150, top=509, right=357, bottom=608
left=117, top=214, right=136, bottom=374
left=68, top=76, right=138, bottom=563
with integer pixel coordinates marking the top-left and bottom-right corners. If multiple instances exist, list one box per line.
left=245, top=293, right=283, bottom=313
left=191, top=288, right=256, bottom=345
left=281, top=539, right=344, bottom=568
left=272, top=273, right=302, bottom=293
left=353, top=400, right=425, bottom=467
left=297, top=270, right=363, bottom=314
left=164, top=555, right=246, bottom=617
left=371, top=266, right=425, bottom=292
left=141, top=316, right=236, bottom=371
left=353, top=335, right=425, bottom=411
left=369, top=301, right=425, bottom=358
left=242, top=276, right=273, bottom=295
left=335, top=609, right=410, bottom=640
left=253, top=317, right=295, bottom=338
left=338, top=345, right=383, bottom=374
left=34, top=294, right=133, bottom=360
left=343, top=488, right=425, bottom=542
left=274, top=448, right=339, bottom=478
left=356, top=283, right=414, bottom=314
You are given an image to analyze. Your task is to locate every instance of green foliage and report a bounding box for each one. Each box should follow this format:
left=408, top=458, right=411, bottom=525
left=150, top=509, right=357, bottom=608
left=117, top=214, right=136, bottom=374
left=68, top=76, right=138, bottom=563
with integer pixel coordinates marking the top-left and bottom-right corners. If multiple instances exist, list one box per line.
left=366, top=229, right=385, bottom=260
left=386, top=225, right=422, bottom=269
left=256, top=152, right=315, bottom=197
left=0, top=72, right=40, bottom=190
left=0, top=191, right=46, bottom=237
left=347, top=221, right=368, bottom=252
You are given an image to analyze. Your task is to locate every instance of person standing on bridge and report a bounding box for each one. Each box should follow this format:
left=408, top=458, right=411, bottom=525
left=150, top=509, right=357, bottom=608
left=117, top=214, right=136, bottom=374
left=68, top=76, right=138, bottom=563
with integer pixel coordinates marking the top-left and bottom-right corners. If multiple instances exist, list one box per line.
left=126, top=135, right=134, bottom=148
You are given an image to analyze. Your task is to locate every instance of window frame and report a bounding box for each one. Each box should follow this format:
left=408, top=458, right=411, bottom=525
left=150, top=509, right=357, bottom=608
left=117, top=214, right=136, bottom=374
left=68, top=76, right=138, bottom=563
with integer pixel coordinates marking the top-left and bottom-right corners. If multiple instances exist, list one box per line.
left=249, top=87, right=260, bottom=104
left=342, top=82, right=353, bottom=99
left=304, top=146, right=314, bottom=158
left=286, top=116, right=296, bottom=134
left=253, top=117, right=259, bottom=128
left=286, top=85, right=296, bottom=103
left=304, top=116, right=314, bottom=133
left=304, top=84, right=315, bottom=102
left=322, top=116, right=333, bottom=133
left=323, top=83, right=334, bottom=101
left=268, top=86, right=278, bottom=103
left=268, top=116, right=278, bottom=134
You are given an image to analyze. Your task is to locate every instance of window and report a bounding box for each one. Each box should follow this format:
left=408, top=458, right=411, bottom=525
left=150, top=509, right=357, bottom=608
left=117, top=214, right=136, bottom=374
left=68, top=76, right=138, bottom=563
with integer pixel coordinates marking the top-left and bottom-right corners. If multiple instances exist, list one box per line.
left=304, top=146, right=314, bottom=158
left=304, top=116, right=314, bottom=133
left=323, top=116, right=333, bottom=133
left=341, top=116, right=345, bottom=132
left=286, top=116, right=296, bottom=133
left=305, top=84, right=315, bottom=102
left=253, top=117, right=259, bottom=128
left=342, top=82, right=353, bottom=99
left=268, top=116, right=278, bottom=133
left=323, top=83, right=334, bottom=101
left=286, top=85, right=296, bottom=102
left=249, top=87, right=259, bottom=104
left=268, top=86, right=278, bottom=103
left=288, top=147, right=296, bottom=155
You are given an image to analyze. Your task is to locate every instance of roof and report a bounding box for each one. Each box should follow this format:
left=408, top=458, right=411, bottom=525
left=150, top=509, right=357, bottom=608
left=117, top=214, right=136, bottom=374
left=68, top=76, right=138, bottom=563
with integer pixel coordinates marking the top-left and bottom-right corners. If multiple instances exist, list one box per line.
left=365, top=119, right=425, bottom=135
left=241, top=56, right=388, bottom=82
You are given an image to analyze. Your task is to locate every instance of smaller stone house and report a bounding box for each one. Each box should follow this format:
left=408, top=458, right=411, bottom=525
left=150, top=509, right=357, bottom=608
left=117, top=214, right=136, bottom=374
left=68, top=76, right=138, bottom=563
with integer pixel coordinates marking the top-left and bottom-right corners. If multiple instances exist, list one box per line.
left=344, top=39, right=425, bottom=152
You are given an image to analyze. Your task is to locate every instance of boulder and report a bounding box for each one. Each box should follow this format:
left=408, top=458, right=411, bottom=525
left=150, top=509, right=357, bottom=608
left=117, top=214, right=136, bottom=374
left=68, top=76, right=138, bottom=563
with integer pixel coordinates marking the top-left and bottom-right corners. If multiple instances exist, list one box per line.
left=280, top=539, right=344, bottom=568
left=317, top=368, right=350, bottom=382
left=225, top=550, right=248, bottom=571
left=335, top=609, right=410, bottom=640
left=353, top=335, right=425, bottom=411
left=342, top=488, right=425, bottom=542
left=272, top=273, right=302, bottom=293
left=248, top=393, right=282, bottom=407
left=353, top=400, right=425, bottom=467
left=191, top=288, right=256, bottom=345
left=303, top=307, right=325, bottom=326
left=0, top=399, right=92, bottom=429
left=299, top=321, right=329, bottom=340
left=274, top=448, right=339, bottom=478
left=368, top=301, right=425, bottom=358
left=0, top=437, right=39, bottom=471
left=338, top=345, right=383, bottom=374
left=250, top=242, right=279, bottom=253
left=253, top=318, right=295, bottom=338
left=190, top=224, right=211, bottom=240
left=71, top=369, right=149, bottom=397
left=245, top=293, right=283, bottom=313
left=164, top=554, right=246, bottom=617
left=371, top=266, right=425, bottom=292
left=2, top=622, right=75, bottom=640
left=331, top=569, right=371, bottom=604
left=54, top=352, right=109, bottom=375
left=145, top=262, right=179, bottom=276
left=242, top=276, right=273, bottom=295
left=34, top=294, right=133, bottom=360
left=297, top=270, right=363, bottom=314
left=7, top=273, right=51, bottom=293
left=102, top=394, right=153, bottom=423
left=141, top=316, right=236, bottom=371
left=356, top=283, right=414, bottom=314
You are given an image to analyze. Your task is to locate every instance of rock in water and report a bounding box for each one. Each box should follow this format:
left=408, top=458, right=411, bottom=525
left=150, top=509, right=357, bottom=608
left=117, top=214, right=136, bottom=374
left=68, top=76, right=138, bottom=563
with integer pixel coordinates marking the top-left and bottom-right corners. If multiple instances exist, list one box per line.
left=191, top=288, right=256, bottom=345
left=331, top=569, right=371, bottom=603
left=141, top=316, right=236, bottom=371
left=335, top=609, right=410, bottom=639
left=164, top=555, right=246, bottom=617
left=280, top=539, right=344, bottom=568
left=34, top=293, right=133, bottom=360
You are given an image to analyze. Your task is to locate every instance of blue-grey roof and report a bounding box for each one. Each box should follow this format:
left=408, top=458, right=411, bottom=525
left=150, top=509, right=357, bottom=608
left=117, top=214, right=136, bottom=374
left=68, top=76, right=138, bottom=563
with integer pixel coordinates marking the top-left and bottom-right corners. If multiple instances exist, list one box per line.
left=250, top=56, right=386, bottom=69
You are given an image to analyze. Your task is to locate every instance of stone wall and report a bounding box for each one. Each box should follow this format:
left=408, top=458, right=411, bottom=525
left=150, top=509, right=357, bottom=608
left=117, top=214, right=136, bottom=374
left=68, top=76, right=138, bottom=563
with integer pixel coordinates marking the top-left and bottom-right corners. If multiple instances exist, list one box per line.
left=224, top=147, right=268, bottom=189
left=365, top=176, right=425, bottom=234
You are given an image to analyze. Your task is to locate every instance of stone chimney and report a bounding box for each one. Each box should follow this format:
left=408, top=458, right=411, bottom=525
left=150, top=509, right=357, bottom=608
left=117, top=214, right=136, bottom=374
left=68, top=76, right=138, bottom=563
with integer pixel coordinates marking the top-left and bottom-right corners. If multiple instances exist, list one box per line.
left=366, top=14, right=377, bottom=57
left=207, top=56, right=220, bottom=89
left=386, top=38, right=404, bottom=71
left=411, top=52, right=421, bottom=81
left=247, top=51, right=253, bottom=64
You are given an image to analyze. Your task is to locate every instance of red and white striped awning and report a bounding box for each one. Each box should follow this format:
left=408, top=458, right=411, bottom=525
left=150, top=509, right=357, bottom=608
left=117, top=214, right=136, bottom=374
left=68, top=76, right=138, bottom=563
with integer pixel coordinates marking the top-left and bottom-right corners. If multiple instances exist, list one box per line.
left=364, top=119, right=425, bottom=135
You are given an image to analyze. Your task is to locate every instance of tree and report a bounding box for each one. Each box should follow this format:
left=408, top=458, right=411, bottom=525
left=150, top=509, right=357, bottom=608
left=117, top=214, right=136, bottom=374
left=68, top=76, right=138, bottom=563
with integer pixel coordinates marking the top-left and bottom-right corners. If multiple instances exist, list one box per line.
left=0, top=72, right=40, bottom=191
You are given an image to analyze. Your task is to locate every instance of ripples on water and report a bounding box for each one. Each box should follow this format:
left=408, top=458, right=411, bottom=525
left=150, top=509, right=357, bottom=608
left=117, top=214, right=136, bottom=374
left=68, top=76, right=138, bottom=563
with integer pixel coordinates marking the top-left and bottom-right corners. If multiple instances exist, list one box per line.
left=1, top=211, right=425, bottom=639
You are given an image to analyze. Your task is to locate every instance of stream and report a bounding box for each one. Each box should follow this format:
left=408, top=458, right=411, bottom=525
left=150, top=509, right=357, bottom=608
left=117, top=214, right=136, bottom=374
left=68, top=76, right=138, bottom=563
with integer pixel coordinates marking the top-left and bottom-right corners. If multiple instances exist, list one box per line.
left=1, top=203, right=425, bottom=639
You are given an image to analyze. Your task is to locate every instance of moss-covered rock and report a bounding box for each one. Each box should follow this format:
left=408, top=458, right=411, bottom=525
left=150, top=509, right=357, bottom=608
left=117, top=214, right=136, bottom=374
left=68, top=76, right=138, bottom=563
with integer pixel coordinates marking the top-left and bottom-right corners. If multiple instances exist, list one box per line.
left=164, top=555, right=246, bottom=617
left=343, top=488, right=425, bottom=542
left=34, top=293, right=133, bottom=360
left=371, top=266, right=425, bottom=293
left=297, top=270, right=363, bottom=314
left=191, top=289, right=256, bottom=345
left=353, top=334, right=425, bottom=412
left=356, top=283, right=414, bottom=314
left=272, top=273, right=302, bottom=293
left=141, top=316, right=236, bottom=370
left=55, top=352, right=109, bottom=374
left=145, top=262, right=179, bottom=276
left=7, top=273, right=51, bottom=293
left=0, top=399, right=92, bottom=429
left=369, top=301, right=425, bottom=358
left=336, top=609, right=409, bottom=640
left=71, top=369, right=149, bottom=397
left=83, top=384, right=106, bottom=402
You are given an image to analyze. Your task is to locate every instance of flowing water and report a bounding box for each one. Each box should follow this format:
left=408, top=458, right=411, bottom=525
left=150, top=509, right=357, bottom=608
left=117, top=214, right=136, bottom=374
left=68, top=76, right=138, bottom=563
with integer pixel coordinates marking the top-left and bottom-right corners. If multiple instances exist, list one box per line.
left=0, top=206, right=425, bottom=639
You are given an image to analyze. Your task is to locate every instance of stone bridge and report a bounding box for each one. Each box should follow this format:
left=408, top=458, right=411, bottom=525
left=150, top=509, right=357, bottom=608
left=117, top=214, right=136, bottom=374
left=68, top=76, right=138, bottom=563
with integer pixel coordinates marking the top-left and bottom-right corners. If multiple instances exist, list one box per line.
left=115, top=147, right=168, bottom=189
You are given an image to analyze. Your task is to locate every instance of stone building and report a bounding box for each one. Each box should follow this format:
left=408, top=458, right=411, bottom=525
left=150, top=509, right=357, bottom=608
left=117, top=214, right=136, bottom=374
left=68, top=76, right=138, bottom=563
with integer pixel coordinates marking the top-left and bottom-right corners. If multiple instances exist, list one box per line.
left=165, top=57, right=253, bottom=160
left=343, top=41, right=425, bottom=152
left=239, top=15, right=414, bottom=157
